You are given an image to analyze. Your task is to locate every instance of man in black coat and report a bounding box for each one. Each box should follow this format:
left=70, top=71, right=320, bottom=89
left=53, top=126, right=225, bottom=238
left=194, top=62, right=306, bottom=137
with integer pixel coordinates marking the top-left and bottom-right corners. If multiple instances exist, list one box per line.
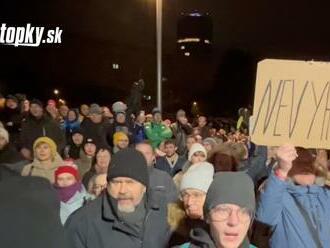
left=80, top=103, right=111, bottom=148
left=65, top=148, right=170, bottom=248
left=20, top=99, right=65, bottom=159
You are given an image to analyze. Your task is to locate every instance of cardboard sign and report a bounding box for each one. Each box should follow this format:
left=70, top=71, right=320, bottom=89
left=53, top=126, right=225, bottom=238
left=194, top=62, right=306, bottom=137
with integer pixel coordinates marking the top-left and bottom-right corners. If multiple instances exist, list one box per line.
left=250, top=59, right=330, bottom=149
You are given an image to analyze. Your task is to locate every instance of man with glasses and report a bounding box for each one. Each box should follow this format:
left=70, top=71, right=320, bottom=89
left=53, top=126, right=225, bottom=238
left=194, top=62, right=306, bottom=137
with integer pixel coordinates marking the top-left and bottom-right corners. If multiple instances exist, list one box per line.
left=178, top=172, right=256, bottom=248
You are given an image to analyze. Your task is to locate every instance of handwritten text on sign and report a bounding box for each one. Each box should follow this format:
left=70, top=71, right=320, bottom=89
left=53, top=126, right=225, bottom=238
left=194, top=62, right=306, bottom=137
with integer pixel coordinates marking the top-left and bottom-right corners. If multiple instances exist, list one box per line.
left=250, top=59, right=330, bottom=149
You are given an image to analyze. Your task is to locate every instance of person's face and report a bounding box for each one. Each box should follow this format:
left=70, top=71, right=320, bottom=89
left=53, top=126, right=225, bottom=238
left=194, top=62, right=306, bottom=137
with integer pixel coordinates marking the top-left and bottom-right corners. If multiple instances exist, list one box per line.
left=181, top=189, right=206, bottom=219
left=35, top=143, right=52, bottom=161
left=81, top=105, right=89, bottom=116
left=0, top=136, right=8, bottom=150
left=59, top=106, right=69, bottom=117
left=198, top=116, right=207, bottom=127
left=209, top=204, right=252, bottom=248
left=116, top=113, right=126, bottom=124
left=96, top=149, right=111, bottom=170
left=191, top=151, right=206, bottom=164
left=136, top=144, right=155, bottom=167
left=102, top=107, right=112, bottom=118
left=292, top=174, right=316, bottom=186
left=153, top=113, right=162, bottom=123
left=203, top=142, right=213, bottom=152
left=91, top=174, right=108, bottom=196
left=68, top=110, right=77, bottom=122
left=164, top=143, right=177, bottom=157
left=72, top=133, right=84, bottom=145
left=56, top=172, right=77, bottom=187
left=6, top=99, right=18, bottom=109
left=117, top=137, right=129, bottom=149
left=90, top=113, right=102, bottom=123
left=137, top=112, right=146, bottom=124
left=186, top=137, right=196, bottom=151
left=195, top=135, right=203, bottom=144
left=30, top=104, right=43, bottom=118
left=108, top=177, right=146, bottom=213
left=23, top=100, right=30, bottom=112
left=84, top=143, right=96, bottom=156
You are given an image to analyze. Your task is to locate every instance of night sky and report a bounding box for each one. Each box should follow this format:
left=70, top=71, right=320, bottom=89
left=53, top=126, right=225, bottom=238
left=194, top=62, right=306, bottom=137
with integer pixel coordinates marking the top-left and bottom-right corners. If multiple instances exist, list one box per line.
left=1, top=0, right=330, bottom=117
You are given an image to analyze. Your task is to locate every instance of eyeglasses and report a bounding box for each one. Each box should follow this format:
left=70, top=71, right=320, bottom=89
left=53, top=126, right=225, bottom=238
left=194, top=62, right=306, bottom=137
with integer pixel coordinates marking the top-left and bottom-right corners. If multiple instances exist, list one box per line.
left=180, top=191, right=205, bottom=201
left=210, top=205, right=253, bottom=223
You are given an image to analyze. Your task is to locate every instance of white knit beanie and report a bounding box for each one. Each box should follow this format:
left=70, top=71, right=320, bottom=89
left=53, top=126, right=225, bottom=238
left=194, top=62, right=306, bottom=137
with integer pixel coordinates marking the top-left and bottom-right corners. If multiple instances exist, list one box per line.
left=0, top=127, right=9, bottom=143
left=180, top=162, right=214, bottom=193
left=188, top=143, right=207, bottom=161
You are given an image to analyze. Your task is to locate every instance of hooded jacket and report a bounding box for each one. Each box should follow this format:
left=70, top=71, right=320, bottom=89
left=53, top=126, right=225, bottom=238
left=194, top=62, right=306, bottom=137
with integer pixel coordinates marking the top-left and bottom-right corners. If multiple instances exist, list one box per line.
left=21, top=153, right=63, bottom=183
left=256, top=172, right=330, bottom=248
left=65, top=189, right=170, bottom=248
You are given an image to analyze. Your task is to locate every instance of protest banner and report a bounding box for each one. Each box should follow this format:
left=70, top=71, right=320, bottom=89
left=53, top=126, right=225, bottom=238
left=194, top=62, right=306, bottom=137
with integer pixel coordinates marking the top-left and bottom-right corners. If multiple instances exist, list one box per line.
left=250, top=59, right=330, bottom=148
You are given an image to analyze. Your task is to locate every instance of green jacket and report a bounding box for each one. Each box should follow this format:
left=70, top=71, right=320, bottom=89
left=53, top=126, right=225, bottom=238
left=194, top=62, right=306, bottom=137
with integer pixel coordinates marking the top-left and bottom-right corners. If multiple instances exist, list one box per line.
left=144, top=122, right=172, bottom=148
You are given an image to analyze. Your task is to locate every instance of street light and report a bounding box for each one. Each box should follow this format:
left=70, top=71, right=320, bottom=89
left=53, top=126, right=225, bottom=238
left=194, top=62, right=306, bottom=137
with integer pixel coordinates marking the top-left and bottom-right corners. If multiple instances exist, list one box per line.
left=156, top=0, right=162, bottom=112
left=54, top=89, right=59, bottom=95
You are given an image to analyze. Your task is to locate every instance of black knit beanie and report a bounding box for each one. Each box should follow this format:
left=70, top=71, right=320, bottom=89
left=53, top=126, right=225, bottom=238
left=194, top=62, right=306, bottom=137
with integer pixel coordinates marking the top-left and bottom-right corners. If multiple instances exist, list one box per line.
left=107, top=148, right=149, bottom=187
left=204, top=172, right=255, bottom=217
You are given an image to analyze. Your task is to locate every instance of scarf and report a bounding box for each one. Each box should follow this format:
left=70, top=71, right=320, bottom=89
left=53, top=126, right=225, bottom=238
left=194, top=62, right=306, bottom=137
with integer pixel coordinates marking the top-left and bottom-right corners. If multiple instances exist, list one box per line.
left=54, top=182, right=83, bottom=203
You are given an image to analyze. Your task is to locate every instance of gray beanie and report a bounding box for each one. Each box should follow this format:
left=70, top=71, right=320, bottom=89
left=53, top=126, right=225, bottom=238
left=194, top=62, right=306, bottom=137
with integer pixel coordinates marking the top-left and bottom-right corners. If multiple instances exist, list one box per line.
left=89, top=103, right=102, bottom=115
left=204, top=172, right=255, bottom=216
left=180, top=162, right=214, bottom=193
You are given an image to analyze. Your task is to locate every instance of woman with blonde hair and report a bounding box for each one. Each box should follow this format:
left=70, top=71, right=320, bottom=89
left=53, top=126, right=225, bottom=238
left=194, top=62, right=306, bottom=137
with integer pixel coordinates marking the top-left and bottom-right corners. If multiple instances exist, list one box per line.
left=21, top=136, right=63, bottom=183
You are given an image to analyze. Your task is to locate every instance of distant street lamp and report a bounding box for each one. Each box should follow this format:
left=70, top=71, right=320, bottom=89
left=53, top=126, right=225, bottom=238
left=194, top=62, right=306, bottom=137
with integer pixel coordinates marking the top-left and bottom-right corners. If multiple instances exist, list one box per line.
left=54, top=89, right=59, bottom=95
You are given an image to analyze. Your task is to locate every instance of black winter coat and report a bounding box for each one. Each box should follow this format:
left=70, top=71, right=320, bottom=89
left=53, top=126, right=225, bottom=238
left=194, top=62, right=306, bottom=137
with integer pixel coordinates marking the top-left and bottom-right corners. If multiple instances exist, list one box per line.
left=65, top=190, right=170, bottom=248
left=20, top=115, right=66, bottom=152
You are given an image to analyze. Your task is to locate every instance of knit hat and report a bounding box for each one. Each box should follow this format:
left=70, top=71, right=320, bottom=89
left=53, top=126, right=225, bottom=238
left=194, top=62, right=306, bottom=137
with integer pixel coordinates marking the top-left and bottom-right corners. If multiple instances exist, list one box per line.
left=202, top=137, right=217, bottom=147
left=0, top=127, right=9, bottom=143
left=113, top=131, right=129, bottom=146
left=112, top=101, right=127, bottom=114
left=84, top=137, right=96, bottom=145
left=288, top=147, right=316, bottom=177
left=55, top=166, right=80, bottom=182
left=6, top=94, right=18, bottom=103
left=89, top=103, right=102, bottom=115
left=107, top=148, right=149, bottom=187
left=62, top=158, right=78, bottom=169
left=180, top=162, right=214, bottom=193
left=204, top=172, right=255, bottom=217
left=152, top=107, right=161, bottom=115
left=30, top=99, right=43, bottom=108
left=176, top=109, right=186, bottom=118
left=188, top=143, right=207, bottom=161
left=33, top=137, right=57, bottom=159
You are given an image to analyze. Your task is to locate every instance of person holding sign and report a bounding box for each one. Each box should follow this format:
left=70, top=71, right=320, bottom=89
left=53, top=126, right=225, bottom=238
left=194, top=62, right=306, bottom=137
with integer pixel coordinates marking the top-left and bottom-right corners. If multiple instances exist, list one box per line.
left=256, top=144, right=330, bottom=248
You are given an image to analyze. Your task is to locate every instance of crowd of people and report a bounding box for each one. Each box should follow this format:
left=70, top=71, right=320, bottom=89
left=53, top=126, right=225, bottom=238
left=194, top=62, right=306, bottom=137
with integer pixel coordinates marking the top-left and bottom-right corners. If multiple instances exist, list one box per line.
left=0, top=92, right=330, bottom=248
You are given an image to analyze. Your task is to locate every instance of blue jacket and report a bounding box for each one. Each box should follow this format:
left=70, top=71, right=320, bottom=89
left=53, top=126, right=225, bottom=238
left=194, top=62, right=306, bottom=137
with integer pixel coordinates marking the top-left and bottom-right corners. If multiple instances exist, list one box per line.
left=256, top=173, right=330, bottom=248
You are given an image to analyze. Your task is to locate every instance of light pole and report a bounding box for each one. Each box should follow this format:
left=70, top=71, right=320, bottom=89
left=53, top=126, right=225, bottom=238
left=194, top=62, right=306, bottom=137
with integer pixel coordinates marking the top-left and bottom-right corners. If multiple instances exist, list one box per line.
left=156, top=0, right=162, bottom=111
